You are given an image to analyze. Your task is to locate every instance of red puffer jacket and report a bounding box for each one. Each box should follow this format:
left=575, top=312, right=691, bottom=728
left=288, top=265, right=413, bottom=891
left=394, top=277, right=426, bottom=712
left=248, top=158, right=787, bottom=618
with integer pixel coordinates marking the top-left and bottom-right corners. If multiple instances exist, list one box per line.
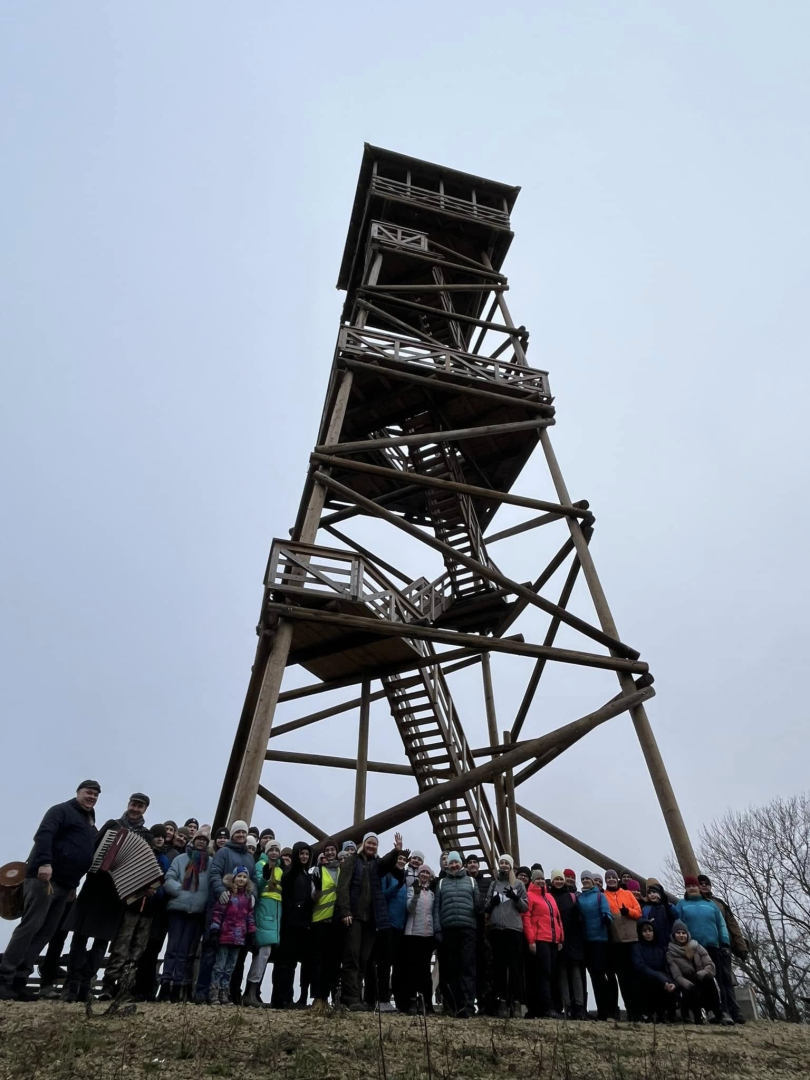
left=522, top=882, right=564, bottom=945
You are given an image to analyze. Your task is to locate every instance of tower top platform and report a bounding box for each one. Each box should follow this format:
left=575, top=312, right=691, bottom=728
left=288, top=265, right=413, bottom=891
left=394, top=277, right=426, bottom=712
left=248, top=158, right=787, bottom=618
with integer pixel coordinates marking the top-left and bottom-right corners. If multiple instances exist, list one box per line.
left=337, top=144, right=520, bottom=303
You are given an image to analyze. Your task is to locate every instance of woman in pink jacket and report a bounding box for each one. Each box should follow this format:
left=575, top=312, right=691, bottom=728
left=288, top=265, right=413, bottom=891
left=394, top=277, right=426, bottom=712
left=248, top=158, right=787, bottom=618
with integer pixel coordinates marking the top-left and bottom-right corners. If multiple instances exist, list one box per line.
left=522, top=868, right=564, bottom=1019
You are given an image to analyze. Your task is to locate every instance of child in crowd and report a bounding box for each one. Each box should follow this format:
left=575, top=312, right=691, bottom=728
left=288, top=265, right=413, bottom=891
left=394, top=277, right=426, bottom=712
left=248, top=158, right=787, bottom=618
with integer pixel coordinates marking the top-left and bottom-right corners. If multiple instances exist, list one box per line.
left=642, top=882, right=677, bottom=949
left=405, top=864, right=436, bottom=1013
left=242, top=839, right=282, bottom=1007
left=208, top=868, right=255, bottom=1006
left=631, top=919, right=678, bottom=1022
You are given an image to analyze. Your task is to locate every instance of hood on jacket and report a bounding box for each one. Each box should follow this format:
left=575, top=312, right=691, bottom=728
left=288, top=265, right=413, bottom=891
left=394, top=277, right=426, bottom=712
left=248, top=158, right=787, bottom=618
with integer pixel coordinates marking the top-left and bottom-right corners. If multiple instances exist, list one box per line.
left=287, top=841, right=311, bottom=878
left=637, top=918, right=656, bottom=941
left=670, top=918, right=690, bottom=941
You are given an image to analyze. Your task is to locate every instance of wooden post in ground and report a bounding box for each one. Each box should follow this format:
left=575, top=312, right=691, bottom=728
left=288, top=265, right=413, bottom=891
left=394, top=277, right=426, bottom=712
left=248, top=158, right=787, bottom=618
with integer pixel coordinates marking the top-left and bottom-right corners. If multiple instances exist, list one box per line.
left=504, top=730, right=520, bottom=864
left=482, top=653, right=509, bottom=847
left=354, top=678, right=371, bottom=824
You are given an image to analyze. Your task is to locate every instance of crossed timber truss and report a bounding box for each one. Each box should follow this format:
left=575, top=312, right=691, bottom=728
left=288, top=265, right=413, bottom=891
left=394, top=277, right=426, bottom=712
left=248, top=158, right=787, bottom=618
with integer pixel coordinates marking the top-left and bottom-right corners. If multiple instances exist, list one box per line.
left=216, top=144, right=698, bottom=877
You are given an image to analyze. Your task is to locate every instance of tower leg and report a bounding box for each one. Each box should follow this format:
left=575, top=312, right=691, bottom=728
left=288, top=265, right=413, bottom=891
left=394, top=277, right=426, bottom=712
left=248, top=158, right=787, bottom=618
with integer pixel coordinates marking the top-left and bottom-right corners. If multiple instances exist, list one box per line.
left=538, top=428, right=699, bottom=877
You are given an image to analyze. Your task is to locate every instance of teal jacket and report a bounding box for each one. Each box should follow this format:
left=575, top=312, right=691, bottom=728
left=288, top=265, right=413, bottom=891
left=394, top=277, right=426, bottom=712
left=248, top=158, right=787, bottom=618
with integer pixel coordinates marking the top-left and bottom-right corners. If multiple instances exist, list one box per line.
left=434, top=870, right=477, bottom=932
left=674, top=896, right=730, bottom=948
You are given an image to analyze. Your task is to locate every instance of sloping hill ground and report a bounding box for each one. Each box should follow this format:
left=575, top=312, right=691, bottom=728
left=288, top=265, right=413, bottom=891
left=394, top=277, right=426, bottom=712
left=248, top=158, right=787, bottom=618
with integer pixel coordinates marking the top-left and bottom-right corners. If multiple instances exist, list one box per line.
left=1, top=1003, right=808, bottom=1080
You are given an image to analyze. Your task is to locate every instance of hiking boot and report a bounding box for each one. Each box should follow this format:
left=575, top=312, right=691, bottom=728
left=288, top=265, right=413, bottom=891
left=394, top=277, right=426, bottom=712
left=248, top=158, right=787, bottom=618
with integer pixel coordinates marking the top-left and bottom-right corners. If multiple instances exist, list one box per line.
left=497, top=999, right=509, bottom=1019
left=0, top=983, right=18, bottom=1001
left=219, top=989, right=232, bottom=1006
left=348, top=1001, right=370, bottom=1012
left=209, top=986, right=221, bottom=1006
left=721, top=1013, right=735, bottom=1026
left=510, top=1001, right=524, bottom=1019
left=38, top=985, right=60, bottom=1001
left=242, top=982, right=261, bottom=1008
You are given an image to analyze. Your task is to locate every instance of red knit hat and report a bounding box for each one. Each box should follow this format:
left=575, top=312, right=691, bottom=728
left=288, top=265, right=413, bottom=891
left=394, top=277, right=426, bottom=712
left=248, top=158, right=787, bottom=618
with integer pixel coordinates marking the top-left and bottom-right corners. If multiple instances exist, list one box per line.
left=564, top=869, right=576, bottom=878
left=684, top=875, right=700, bottom=888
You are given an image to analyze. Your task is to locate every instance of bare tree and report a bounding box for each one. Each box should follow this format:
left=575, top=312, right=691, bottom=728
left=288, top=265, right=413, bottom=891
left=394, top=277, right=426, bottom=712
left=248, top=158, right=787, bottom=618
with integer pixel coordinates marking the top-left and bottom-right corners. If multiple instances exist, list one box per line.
left=666, top=793, right=810, bottom=1022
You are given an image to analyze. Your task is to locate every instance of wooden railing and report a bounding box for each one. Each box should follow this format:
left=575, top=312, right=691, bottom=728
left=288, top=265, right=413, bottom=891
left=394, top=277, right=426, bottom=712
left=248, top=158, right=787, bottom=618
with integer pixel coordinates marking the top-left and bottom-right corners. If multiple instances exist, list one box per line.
left=338, top=326, right=551, bottom=400
left=371, top=175, right=511, bottom=229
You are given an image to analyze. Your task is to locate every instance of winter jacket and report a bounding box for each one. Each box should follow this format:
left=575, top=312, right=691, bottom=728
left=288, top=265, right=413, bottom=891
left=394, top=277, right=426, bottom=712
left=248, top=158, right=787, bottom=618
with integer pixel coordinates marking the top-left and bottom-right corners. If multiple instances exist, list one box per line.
left=279, top=842, right=314, bottom=931
left=674, top=896, right=729, bottom=949
left=311, top=861, right=339, bottom=924
left=642, top=900, right=678, bottom=950
left=550, top=884, right=583, bottom=960
left=209, top=883, right=255, bottom=946
left=164, top=852, right=210, bottom=915
left=578, top=885, right=612, bottom=942
left=667, top=933, right=716, bottom=990
left=603, top=886, right=642, bottom=943
left=434, top=869, right=477, bottom=933
left=405, top=884, right=435, bottom=937
left=253, top=854, right=282, bottom=946
left=705, top=893, right=748, bottom=957
left=141, top=850, right=171, bottom=914
left=336, top=847, right=401, bottom=928
left=382, top=873, right=408, bottom=931
left=26, top=798, right=98, bottom=889
left=469, top=874, right=490, bottom=919
left=208, top=840, right=259, bottom=903
left=486, top=875, right=529, bottom=933
left=631, top=922, right=671, bottom=985
left=522, top=882, right=564, bottom=946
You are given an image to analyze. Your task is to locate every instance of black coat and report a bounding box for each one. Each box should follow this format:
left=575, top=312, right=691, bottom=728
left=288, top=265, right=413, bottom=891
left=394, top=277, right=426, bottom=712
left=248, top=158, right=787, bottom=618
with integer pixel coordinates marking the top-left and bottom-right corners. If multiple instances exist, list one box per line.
left=631, top=939, right=671, bottom=986
left=26, top=798, right=98, bottom=889
left=550, top=885, right=584, bottom=962
left=281, top=842, right=314, bottom=930
left=67, top=817, right=153, bottom=942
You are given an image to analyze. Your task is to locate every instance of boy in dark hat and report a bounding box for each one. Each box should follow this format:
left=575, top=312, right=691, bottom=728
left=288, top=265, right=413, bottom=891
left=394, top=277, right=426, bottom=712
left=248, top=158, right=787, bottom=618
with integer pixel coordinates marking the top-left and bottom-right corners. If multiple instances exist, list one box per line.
left=183, top=818, right=199, bottom=840
left=631, top=919, right=678, bottom=1022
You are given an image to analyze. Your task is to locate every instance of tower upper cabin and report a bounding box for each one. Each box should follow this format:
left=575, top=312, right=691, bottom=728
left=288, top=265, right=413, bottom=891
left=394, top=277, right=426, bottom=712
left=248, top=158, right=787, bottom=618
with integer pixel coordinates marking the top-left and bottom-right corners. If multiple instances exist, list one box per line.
left=337, top=145, right=521, bottom=341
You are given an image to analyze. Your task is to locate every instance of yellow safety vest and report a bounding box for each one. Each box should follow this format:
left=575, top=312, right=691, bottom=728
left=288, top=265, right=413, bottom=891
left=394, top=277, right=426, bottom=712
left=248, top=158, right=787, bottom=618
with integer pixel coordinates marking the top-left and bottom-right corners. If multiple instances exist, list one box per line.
left=312, top=865, right=338, bottom=923
left=260, top=860, right=283, bottom=902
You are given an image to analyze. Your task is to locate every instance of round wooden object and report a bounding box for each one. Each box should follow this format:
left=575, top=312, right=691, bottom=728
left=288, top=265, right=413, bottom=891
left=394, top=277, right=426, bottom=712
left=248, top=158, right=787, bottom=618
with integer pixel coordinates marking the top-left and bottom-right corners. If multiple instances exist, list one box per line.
left=0, top=861, right=26, bottom=920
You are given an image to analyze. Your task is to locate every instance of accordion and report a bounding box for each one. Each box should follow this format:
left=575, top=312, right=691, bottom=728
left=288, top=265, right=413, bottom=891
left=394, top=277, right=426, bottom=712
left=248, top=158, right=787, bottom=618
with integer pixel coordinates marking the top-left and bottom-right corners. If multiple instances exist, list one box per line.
left=89, top=829, right=164, bottom=905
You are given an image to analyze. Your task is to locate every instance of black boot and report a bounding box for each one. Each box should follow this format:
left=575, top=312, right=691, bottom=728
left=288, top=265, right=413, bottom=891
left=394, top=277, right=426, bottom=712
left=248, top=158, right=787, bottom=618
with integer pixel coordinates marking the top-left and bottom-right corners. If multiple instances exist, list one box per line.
left=170, top=984, right=182, bottom=1004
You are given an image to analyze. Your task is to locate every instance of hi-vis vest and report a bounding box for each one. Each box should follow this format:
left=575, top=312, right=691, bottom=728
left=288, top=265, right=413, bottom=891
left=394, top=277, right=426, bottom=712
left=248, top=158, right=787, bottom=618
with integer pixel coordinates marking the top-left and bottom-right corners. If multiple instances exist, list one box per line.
left=312, top=865, right=338, bottom=923
left=261, top=861, right=283, bottom=902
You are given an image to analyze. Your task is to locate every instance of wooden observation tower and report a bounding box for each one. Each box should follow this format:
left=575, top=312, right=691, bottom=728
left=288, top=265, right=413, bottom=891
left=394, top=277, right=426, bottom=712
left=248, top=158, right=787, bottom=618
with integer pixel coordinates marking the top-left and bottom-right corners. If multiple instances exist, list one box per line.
left=216, top=145, right=698, bottom=877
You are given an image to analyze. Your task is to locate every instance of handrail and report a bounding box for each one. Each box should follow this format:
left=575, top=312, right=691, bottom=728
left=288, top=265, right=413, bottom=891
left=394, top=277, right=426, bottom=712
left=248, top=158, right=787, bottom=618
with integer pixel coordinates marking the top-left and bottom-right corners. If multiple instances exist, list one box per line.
left=371, top=175, right=510, bottom=229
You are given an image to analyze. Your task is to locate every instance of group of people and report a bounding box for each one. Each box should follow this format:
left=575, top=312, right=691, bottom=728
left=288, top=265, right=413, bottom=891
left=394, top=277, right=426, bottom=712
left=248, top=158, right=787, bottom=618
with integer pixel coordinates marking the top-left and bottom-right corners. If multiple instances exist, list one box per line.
left=0, top=781, right=749, bottom=1026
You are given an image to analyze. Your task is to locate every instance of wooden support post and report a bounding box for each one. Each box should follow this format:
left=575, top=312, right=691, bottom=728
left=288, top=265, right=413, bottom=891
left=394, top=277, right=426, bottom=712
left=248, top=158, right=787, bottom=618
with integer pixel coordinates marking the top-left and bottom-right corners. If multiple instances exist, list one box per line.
left=482, top=653, right=509, bottom=847
left=264, top=748, right=412, bottom=776
left=312, top=686, right=655, bottom=852
left=538, top=427, right=698, bottom=877
left=504, top=731, right=520, bottom=864
left=264, top=600, right=649, bottom=674
left=515, top=804, right=647, bottom=884
left=353, top=678, right=371, bottom=825
left=256, top=784, right=328, bottom=841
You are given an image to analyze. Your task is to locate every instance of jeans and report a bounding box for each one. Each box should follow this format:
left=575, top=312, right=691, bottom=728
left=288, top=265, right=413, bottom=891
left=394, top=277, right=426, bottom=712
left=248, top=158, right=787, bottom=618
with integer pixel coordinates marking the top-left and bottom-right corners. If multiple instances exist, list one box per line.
left=0, top=878, right=70, bottom=986
left=162, top=912, right=203, bottom=987
left=211, top=945, right=240, bottom=990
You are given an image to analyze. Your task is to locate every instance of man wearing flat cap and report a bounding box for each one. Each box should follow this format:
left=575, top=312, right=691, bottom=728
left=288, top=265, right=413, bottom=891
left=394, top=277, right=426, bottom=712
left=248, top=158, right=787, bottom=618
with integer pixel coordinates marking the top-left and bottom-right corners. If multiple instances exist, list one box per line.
left=0, top=780, right=100, bottom=1000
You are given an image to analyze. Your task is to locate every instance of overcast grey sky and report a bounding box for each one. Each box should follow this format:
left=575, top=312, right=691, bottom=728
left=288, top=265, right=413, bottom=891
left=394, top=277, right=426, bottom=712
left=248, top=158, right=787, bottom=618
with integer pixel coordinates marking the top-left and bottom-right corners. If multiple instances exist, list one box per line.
left=2, top=2, right=809, bottom=947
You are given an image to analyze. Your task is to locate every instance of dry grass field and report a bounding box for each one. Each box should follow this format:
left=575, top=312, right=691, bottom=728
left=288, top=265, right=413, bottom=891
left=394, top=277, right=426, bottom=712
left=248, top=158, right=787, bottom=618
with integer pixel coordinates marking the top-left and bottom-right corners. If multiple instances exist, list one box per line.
left=1, top=1002, right=808, bottom=1080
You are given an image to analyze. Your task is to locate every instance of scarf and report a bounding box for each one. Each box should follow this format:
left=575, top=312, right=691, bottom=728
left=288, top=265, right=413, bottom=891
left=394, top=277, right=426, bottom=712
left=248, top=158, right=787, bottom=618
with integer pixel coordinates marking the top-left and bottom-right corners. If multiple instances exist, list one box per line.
left=182, top=848, right=208, bottom=891
left=116, top=810, right=145, bottom=831
left=668, top=939, right=696, bottom=963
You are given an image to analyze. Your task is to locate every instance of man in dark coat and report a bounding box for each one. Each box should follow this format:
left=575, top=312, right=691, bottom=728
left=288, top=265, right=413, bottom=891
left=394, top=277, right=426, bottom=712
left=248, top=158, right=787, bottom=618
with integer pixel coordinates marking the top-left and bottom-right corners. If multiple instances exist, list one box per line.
left=0, top=781, right=100, bottom=1000
left=62, top=792, right=152, bottom=1001
left=335, top=831, right=404, bottom=1011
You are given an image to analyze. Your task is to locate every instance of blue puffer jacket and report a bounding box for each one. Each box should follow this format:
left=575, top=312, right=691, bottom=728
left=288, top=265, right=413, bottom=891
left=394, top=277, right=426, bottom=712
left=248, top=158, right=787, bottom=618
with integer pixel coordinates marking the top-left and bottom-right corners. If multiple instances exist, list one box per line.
left=209, top=841, right=259, bottom=902
left=642, top=900, right=678, bottom=950
left=382, top=873, right=408, bottom=930
left=164, top=852, right=210, bottom=915
left=674, top=896, right=729, bottom=948
left=577, top=886, right=612, bottom=942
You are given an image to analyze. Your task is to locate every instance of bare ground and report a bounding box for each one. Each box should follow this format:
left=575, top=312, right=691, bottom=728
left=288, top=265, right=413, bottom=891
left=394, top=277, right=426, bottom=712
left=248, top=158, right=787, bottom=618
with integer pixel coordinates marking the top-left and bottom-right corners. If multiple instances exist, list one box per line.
left=1, top=1002, right=808, bottom=1080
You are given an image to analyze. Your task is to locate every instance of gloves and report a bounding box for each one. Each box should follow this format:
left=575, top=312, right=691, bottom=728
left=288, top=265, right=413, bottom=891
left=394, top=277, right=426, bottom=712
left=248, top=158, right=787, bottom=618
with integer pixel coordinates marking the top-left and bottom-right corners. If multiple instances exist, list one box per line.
left=505, top=887, right=518, bottom=901
left=620, top=905, right=629, bottom=917
left=209, top=927, right=220, bottom=943
left=413, top=881, right=422, bottom=893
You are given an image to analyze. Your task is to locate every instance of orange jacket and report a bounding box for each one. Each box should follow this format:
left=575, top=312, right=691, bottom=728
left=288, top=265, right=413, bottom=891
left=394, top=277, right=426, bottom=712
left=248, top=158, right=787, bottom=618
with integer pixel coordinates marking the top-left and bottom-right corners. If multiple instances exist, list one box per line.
left=603, top=887, right=642, bottom=943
